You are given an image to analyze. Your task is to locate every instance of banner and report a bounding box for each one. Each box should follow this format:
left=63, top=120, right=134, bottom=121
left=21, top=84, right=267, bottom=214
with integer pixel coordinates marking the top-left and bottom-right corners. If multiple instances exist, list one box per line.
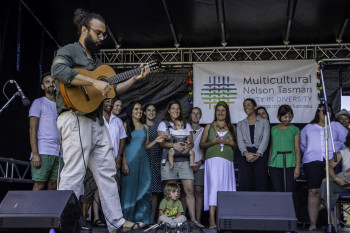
left=193, top=60, right=319, bottom=124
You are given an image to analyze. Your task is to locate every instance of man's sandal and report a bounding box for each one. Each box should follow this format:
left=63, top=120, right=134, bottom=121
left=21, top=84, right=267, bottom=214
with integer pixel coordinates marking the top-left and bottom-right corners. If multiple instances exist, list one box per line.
left=123, top=222, right=145, bottom=231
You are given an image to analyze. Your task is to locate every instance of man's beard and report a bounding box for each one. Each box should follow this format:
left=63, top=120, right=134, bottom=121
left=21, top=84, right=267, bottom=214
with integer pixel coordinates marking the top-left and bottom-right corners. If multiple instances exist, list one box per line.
left=85, top=34, right=102, bottom=54
left=44, top=86, right=55, bottom=96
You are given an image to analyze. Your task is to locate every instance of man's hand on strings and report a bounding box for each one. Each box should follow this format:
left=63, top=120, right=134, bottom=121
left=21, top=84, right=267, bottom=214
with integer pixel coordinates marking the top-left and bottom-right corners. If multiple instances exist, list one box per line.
left=133, top=64, right=150, bottom=81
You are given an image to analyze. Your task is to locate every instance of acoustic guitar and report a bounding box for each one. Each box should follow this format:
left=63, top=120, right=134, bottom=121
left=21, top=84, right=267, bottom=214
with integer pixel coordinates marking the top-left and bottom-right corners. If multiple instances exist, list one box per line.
left=59, top=61, right=160, bottom=114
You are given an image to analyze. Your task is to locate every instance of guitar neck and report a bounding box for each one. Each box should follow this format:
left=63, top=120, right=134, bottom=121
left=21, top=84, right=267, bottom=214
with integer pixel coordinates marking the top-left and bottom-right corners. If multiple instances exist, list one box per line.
left=103, top=67, right=143, bottom=84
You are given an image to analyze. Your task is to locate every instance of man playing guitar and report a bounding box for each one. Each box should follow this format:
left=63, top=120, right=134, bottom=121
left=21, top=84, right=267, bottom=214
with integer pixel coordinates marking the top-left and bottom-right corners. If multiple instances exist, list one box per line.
left=51, top=8, right=149, bottom=233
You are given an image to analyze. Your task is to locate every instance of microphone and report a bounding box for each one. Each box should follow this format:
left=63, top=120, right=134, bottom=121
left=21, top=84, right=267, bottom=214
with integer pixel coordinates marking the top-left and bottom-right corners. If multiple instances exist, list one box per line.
left=10, top=80, right=31, bottom=107
left=315, top=57, right=324, bottom=69
left=49, top=87, right=57, bottom=96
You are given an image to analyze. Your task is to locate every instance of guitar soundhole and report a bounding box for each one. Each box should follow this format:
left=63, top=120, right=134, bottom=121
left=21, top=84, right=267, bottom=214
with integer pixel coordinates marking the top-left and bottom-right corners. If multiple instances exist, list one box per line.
left=80, top=86, right=90, bottom=101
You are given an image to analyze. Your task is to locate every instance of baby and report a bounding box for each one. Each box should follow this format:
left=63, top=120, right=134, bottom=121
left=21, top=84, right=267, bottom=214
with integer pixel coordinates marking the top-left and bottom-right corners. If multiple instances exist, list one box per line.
left=166, top=118, right=195, bottom=169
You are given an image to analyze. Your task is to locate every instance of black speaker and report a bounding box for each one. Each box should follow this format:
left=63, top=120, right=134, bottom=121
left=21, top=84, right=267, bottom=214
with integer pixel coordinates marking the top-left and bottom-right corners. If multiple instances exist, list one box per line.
left=217, top=191, right=297, bottom=231
left=0, top=190, right=83, bottom=233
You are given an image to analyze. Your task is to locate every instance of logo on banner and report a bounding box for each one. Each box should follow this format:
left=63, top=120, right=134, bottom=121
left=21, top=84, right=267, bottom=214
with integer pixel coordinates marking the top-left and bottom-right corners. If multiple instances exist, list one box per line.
left=201, top=76, right=237, bottom=109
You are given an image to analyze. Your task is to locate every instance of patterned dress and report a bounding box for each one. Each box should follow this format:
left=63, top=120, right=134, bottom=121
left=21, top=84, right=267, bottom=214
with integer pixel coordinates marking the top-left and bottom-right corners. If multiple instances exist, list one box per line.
left=147, top=123, right=164, bottom=193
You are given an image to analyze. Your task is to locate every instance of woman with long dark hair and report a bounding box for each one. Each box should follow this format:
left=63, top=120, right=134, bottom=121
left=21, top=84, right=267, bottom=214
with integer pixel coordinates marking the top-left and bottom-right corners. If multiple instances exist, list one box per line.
left=200, top=101, right=237, bottom=228
left=121, top=102, right=163, bottom=225
left=142, top=103, right=164, bottom=223
left=300, top=103, right=348, bottom=231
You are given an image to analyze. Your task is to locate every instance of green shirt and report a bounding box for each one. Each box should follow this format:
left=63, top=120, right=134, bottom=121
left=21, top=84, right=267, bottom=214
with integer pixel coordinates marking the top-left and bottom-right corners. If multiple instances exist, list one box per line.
left=269, top=124, right=300, bottom=168
left=205, top=123, right=234, bottom=162
left=51, top=42, right=115, bottom=124
left=159, top=199, right=184, bottom=218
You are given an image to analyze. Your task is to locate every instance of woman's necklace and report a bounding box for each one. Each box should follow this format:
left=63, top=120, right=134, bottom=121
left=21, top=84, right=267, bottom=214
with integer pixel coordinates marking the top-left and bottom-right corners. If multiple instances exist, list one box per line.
left=215, top=122, right=227, bottom=130
left=191, top=124, right=201, bottom=134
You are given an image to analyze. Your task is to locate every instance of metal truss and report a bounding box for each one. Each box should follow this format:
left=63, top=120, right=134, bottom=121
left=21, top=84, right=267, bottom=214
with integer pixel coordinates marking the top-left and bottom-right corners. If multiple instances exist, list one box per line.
left=98, top=43, right=350, bottom=68
left=0, top=157, right=32, bottom=183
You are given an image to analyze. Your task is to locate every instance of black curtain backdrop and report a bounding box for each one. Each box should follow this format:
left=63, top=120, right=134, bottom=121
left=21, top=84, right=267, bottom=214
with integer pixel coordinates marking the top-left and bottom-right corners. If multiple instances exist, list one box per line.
left=116, top=68, right=191, bottom=123
left=323, top=66, right=350, bottom=111
left=0, top=67, right=192, bottom=161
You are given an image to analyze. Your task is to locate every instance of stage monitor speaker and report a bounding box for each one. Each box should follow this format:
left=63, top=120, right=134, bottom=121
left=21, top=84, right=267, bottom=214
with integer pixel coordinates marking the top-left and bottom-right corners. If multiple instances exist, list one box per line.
left=217, top=191, right=297, bottom=231
left=0, top=190, right=83, bottom=233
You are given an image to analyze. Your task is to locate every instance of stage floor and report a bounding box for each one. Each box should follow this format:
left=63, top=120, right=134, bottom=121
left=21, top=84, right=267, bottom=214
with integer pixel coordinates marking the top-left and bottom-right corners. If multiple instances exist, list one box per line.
left=79, top=225, right=350, bottom=233
left=0, top=226, right=349, bottom=233
left=80, top=226, right=219, bottom=233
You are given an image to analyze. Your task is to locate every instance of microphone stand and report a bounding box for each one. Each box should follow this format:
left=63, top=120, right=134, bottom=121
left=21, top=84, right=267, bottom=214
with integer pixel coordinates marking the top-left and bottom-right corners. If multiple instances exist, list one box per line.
left=0, top=91, right=20, bottom=114
left=276, top=151, right=292, bottom=192
left=318, top=59, right=337, bottom=233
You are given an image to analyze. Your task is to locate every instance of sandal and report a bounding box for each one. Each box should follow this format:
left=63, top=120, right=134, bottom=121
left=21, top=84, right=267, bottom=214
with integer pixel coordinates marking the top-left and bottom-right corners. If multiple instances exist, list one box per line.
left=318, top=200, right=326, bottom=211
left=123, top=222, right=145, bottom=231
left=308, top=224, right=317, bottom=231
left=131, top=223, right=142, bottom=230
left=193, top=220, right=205, bottom=228
left=93, top=219, right=106, bottom=227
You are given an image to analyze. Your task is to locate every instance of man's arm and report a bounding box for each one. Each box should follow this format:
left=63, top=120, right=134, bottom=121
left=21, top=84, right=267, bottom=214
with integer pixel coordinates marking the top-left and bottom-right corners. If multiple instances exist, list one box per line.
left=330, top=152, right=349, bottom=186
left=51, top=47, right=110, bottom=96
left=71, top=74, right=111, bottom=96
left=116, top=65, right=150, bottom=96
left=29, top=117, right=41, bottom=168
left=257, top=119, right=270, bottom=156
left=115, top=138, right=125, bottom=170
left=294, top=133, right=301, bottom=179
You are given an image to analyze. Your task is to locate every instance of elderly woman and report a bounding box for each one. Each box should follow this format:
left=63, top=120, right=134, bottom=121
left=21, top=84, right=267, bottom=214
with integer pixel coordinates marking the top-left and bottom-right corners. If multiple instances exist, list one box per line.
left=336, top=109, right=350, bottom=131
left=200, top=101, right=236, bottom=229
left=236, top=98, right=270, bottom=191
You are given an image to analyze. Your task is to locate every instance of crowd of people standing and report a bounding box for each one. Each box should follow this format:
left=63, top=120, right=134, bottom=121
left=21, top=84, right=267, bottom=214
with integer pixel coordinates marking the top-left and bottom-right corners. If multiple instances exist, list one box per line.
left=30, top=80, right=350, bottom=230
left=27, top=7, right=350, bottom=233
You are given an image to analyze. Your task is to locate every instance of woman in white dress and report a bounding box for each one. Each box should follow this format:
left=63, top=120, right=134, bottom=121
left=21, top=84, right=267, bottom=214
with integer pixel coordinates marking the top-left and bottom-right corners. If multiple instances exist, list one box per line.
left=200, top=101, right=237, bottom=229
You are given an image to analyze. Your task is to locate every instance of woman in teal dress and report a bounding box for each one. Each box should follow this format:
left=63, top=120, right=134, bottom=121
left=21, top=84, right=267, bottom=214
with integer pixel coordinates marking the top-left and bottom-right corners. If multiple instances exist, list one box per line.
left=121, top=102, right=164, bottom=225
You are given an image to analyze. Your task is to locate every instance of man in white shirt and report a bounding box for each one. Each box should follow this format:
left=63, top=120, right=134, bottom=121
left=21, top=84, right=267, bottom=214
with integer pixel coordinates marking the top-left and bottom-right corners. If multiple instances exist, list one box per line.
left=104, top=98, right=127, bottom=173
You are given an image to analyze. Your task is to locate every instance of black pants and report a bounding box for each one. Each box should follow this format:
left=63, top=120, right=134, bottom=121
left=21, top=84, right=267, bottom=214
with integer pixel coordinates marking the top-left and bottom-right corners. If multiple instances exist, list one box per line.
left=238, top=147, right=268, bottom=191
left=269, top=167, right=295, bottom=192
